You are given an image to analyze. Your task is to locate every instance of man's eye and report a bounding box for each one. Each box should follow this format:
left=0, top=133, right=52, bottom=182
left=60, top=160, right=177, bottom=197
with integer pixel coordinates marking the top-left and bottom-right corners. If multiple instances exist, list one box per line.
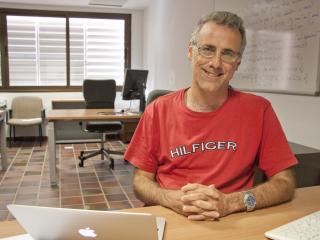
left=222, top=50, right=236, bottom=57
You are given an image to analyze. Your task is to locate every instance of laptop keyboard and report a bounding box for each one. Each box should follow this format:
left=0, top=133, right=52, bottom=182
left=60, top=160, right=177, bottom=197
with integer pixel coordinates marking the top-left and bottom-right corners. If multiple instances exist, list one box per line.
left=265, top=211, right=320, bottom=240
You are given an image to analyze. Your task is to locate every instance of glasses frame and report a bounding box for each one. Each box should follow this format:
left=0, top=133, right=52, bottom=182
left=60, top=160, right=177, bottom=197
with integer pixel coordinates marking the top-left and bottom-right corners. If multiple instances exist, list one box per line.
left=194, top=43, right=241, bottom=63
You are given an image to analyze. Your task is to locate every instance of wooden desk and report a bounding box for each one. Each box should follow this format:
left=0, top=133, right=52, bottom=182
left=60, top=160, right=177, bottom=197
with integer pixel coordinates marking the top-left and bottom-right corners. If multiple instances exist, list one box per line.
left=1, top=186, right=319, bottom=239
left=0, top=110, right=7, bottom=171
left=46, top=109, right=141, bottom=186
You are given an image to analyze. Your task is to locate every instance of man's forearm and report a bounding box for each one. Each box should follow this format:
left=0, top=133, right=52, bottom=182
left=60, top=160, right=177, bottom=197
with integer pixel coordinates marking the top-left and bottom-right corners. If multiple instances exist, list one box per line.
left=227, top=169, right=296, bottom=214
left=133, top=169, right=185, bottom=214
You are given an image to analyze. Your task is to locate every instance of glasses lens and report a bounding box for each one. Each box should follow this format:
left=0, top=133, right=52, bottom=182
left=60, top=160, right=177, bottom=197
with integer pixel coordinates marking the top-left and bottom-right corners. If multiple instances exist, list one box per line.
left=198, top=46, right=215, bottom=58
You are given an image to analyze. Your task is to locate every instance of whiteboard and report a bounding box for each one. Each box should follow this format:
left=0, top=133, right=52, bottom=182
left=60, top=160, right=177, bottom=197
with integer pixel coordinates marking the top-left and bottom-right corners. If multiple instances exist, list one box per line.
left=215, top=0, right=320, bottom=95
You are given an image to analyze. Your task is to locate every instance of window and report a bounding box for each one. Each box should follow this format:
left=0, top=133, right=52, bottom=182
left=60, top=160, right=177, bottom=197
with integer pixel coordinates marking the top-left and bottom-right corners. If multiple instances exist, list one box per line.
left=0, top=9, right=131, bottom=91
left=69, top=18, right=125, bottom=86
left=7, top=16, right=66, bottom=86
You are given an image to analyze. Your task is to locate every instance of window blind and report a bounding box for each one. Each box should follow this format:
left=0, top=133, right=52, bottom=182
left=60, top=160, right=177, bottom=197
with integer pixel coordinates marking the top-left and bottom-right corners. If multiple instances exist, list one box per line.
left=7, top=16, right=66, bottom=86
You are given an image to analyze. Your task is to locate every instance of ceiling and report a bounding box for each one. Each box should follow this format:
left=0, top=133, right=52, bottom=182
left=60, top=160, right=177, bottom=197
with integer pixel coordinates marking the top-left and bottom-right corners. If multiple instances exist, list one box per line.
left=0, top=0, right=152, bottom=10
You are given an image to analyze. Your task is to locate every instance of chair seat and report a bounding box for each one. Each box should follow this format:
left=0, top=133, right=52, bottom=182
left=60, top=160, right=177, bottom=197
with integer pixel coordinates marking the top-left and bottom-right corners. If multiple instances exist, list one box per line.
left=86, top=121, right=122, bottom=132
left=7, top=118, right=42, bottom=126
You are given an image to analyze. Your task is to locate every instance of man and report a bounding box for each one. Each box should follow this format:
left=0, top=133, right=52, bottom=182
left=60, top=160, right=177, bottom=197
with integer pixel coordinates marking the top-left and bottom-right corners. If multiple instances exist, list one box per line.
left=124, top=11, right=297, bottom=221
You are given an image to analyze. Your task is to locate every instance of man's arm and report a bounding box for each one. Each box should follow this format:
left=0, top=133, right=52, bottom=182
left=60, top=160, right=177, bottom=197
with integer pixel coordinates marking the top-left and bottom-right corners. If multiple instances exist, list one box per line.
left=132, top=168, right=186, bottom=215
left=181, top=168, right=296, bottom=220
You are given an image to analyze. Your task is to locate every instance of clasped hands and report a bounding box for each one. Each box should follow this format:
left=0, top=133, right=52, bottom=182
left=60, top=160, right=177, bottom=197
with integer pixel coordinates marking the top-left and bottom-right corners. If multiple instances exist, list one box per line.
left=178, top=183, right=230, bottom=221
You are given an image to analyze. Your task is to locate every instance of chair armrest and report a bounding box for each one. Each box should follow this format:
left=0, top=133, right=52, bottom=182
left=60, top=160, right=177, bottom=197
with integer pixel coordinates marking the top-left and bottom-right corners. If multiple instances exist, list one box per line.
left=6, top=109, right=12, bottom=122
left=41, top=109, right=46, bottom=120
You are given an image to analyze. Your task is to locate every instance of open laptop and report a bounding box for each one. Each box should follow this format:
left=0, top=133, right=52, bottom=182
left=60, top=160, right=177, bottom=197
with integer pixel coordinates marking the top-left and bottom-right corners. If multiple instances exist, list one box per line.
left=6, top=204, right=166, bottom=240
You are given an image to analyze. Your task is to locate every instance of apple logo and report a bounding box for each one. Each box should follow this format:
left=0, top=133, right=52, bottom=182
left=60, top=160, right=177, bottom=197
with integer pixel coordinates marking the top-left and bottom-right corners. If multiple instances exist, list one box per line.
left=78, top=227, right=97, bottom=238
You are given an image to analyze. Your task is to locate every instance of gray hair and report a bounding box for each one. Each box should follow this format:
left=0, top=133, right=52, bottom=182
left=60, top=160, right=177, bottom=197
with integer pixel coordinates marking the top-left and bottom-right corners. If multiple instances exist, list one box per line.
left=190, top=11, right=247, bottom=56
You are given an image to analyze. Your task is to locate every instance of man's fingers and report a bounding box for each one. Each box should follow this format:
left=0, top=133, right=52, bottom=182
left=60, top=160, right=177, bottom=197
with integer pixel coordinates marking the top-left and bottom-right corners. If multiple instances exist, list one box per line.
left=182, top=204, right=202, bottom=213
left=181, top=192, right=209, bottom=202
left=187, top=214, right=206, bottom=221
left=181, top=183, right=202, bottom=192
left=201, top=211, right=220, bottom=219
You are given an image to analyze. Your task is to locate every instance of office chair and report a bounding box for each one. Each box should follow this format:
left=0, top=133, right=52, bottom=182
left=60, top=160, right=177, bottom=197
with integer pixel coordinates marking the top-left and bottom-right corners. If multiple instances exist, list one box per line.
left=146, top=89, right=172, bottom=105
left=7, top=96, right=45, bottom=147
left=78, top=79, right=123, bottom=169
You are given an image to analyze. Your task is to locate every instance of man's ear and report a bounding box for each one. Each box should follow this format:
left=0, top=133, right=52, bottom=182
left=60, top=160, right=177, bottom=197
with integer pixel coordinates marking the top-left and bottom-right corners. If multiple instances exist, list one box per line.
left=235, top=61, right=241, bottom=70
left=187, top=42, right=193, bottom=60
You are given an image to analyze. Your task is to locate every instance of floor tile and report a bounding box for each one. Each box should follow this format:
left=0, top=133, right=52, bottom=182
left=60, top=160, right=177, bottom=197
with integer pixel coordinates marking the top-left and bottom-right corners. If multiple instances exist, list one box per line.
left=0, top=140, right=144, bottom=222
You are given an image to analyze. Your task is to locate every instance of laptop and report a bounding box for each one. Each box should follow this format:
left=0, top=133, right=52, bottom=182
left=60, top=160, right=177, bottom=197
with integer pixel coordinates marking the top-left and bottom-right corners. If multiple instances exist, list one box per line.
left=6, top=204, right=166, bottom=240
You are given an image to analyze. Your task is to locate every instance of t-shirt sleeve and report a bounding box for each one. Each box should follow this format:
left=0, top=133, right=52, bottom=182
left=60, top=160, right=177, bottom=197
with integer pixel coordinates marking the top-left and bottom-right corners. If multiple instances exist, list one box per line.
left=258, top=103, right=298, bottom=177
left=124, top=103, right=159, bottom=173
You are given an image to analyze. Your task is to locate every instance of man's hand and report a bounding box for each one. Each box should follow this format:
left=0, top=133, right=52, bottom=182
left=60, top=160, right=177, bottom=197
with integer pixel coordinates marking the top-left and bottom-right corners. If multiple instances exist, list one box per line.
left=180, top=183, right=230, bottom=220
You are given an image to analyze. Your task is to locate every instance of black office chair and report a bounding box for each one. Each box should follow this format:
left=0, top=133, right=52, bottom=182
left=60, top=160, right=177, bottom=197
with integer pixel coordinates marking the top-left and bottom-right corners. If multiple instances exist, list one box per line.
left=146, top=89, right=172, bottom=105
left=78, top=79, right=123, bottom=169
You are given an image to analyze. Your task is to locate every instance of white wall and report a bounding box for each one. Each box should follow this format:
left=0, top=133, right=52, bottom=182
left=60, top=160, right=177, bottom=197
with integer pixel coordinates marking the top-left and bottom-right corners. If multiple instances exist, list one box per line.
left=143, top=0, right=215, bottom=91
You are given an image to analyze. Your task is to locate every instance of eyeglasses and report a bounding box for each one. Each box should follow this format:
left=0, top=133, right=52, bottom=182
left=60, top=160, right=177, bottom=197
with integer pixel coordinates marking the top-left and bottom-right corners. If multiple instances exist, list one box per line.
left=195, top=44, right=241, bottom=63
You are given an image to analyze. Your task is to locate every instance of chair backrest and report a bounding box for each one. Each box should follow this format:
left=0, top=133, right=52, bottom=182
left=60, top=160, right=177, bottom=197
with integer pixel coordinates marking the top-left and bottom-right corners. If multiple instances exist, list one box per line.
left=83, top=79, right=116, bottom=109
left=146, top=89, right=172, bottom=105
left=11, top=96, right=43, bottom=119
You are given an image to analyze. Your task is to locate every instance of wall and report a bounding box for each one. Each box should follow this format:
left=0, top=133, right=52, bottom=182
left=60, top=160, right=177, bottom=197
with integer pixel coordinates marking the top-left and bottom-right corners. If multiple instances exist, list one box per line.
left=143, top=0, right=215, bottom=91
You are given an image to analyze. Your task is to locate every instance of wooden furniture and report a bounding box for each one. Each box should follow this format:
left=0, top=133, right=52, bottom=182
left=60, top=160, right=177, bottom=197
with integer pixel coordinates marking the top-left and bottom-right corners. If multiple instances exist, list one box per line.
left=289, top=142, right=320, bottom=187
left=254, top=142, right=320, bottom=187
left=51, top=99, right=138, bottom=143
left=1, top=186, right=319, bottom=239
left=46, top=109, right=141, bottom=186
left=0, top=110, right=7, bottom=171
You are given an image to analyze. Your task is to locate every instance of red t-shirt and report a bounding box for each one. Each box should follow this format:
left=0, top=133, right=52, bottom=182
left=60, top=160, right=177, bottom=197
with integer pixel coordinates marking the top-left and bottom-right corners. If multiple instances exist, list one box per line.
left=124, top=89, right=298, bottom=193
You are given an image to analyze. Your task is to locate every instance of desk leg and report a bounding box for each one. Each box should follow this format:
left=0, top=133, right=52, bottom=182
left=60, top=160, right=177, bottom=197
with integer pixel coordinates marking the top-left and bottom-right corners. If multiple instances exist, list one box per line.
left=0, top=120, right=7, bottom=171
left=48, top=121, right=57, bottom=186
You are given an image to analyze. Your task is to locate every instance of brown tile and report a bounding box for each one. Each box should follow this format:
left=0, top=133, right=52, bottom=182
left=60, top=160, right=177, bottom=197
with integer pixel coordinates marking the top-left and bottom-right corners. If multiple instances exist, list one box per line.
left=39, top=191, right=60, bottom=199
left=108, top=201, right=132, bottom=210
left=0, top=187, right=17, bottom=194
left=102, top=187, right=123, bottom=195
left=61, top=189, right=81, bottom=197
left=83, top=195, right=105, bottom=204
left=84, top=203, right=108, bottom=211
left=100, top=181, right=119, bottom=187
left=38, top=198, right=60, bottom=207
left=0, top=211, right=9, bottom=221
left=15, top=192, right=38, bottom=200
left=81, top=182, right=100, bottom=189
left=61, top=196, right=83, bottom=206
left=105, top=194, right=127, bottom=202
left=82, top=188, right=103, bottom=195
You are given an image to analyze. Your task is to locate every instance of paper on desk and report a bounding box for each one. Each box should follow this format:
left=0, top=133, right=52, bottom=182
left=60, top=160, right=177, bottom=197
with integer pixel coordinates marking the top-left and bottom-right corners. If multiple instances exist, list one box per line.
left=0, top=234, right=33, bottom=240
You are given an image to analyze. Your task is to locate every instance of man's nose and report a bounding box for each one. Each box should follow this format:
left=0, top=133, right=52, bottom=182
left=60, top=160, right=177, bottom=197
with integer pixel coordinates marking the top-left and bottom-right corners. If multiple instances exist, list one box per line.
left=208, top=53, right=223, bottom=68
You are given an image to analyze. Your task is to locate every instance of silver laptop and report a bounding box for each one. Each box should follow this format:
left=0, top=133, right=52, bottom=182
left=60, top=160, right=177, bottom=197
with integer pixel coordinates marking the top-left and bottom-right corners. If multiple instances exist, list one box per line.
left=6, top=204, right=166, bottom=240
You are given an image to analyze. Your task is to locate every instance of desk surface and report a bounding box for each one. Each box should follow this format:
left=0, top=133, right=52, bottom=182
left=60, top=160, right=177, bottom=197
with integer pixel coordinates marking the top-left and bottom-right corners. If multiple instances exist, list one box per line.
left=46, top=109, right=141, bottom=121
left=1, top=186, right=319, bottom=240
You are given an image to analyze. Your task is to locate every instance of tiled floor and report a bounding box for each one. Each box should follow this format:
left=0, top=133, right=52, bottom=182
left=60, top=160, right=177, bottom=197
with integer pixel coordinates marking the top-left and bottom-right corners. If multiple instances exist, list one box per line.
left=0, top=139, right=144, bottom=221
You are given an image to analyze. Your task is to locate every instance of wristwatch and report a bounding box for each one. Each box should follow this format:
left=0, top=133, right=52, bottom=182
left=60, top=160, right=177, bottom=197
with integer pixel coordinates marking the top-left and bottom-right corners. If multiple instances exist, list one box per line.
left=243, top=191, right=256, bottom=212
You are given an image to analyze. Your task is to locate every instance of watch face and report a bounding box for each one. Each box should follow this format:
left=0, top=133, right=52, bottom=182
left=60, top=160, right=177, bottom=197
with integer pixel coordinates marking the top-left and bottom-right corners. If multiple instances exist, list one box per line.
left=247, top=194, right=256, bottom=207
left=244, top=191, right=256, bottom=211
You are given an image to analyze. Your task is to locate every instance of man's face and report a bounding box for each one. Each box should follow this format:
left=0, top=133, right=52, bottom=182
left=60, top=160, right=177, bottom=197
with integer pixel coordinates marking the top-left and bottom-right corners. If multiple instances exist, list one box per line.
left=188, top=21, right=242, bottom=94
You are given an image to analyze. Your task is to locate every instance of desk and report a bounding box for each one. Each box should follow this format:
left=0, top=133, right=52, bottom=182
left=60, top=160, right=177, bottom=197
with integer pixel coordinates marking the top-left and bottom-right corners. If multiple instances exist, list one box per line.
left=0, top=110, right=7, bottom=171
left=46, top=109, right=141, bottom=186
left=1, top=186, right=319, bottom=239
